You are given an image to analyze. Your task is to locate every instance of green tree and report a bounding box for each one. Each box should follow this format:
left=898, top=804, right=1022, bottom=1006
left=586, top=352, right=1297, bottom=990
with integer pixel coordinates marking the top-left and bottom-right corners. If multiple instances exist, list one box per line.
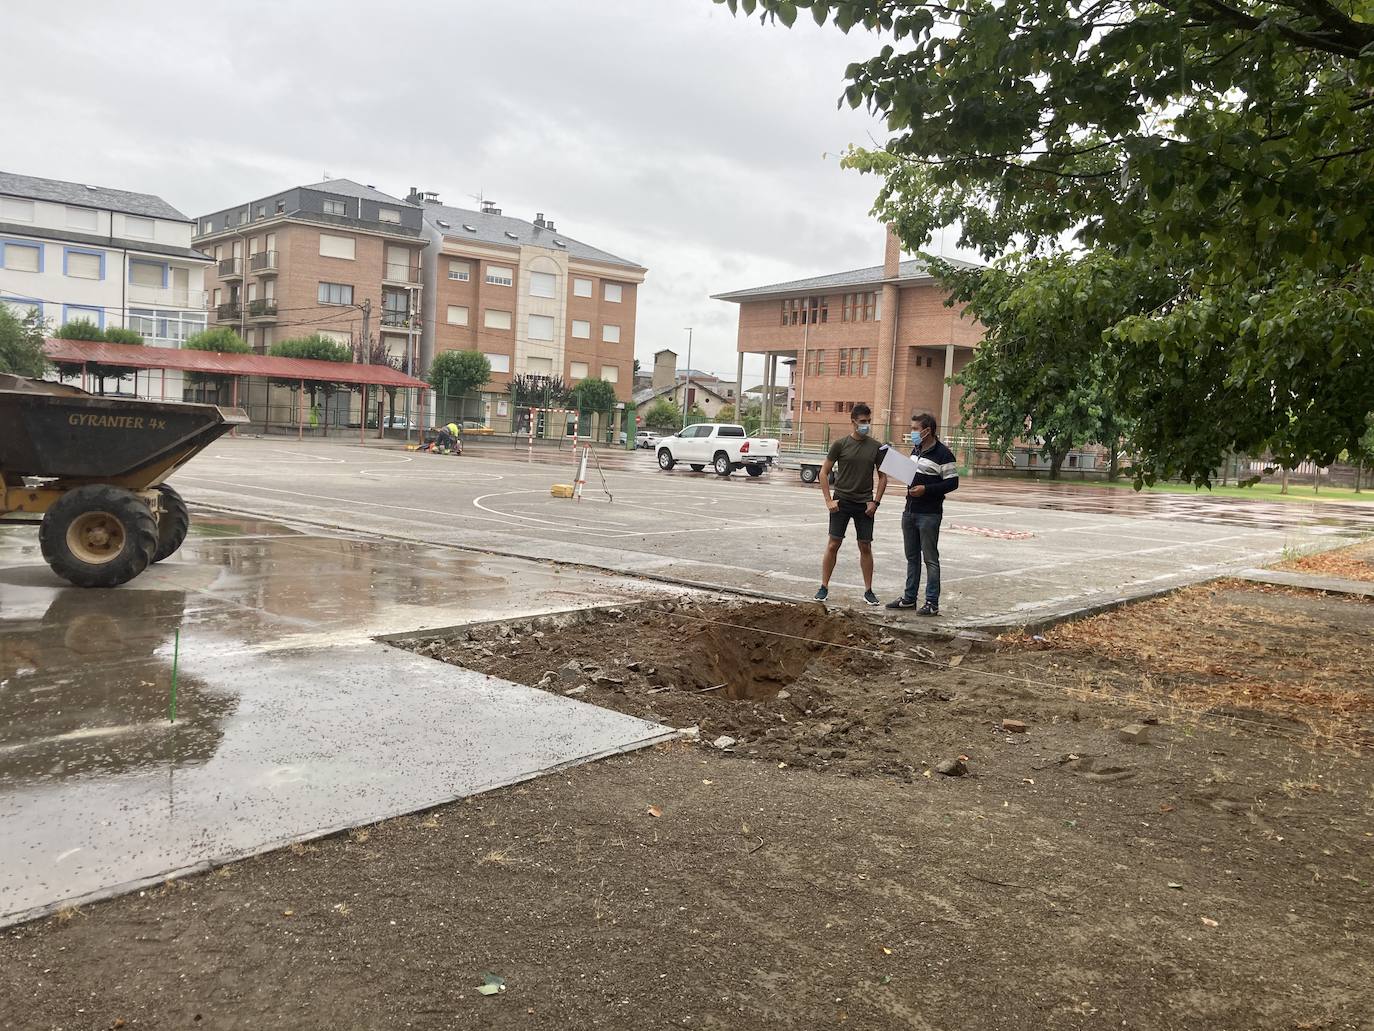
left=270, top=334, right=353, bottom=434
left=52, top=320, right=144, bottom=393
left=724, top=0, right=1374, bottom=486
left=942, top=252, right=1176, bottom=479
left=0, top=306, right=48, bottom=378
left=428, top=349, right=491, bottom=397
left=570, top=377, right=617, bottom=414
left=53, top=319, right=104, bottom=341
left=644, top=398, right=682, bottom=433
left=184, top=328, right=251, bottom=402
left=429, top=350, right=492, bottom=424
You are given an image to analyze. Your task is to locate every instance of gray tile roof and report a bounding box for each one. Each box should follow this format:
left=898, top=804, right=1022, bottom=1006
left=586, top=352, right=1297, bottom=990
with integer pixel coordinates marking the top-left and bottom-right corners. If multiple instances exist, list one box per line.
left=300, top=179, right=414, bottom=205
left=0, top=222, right=211, bottom=262
left=0, top=170, right=191, bottom=222
left=422, top=203, right=642, bottom=271
left=711, top=256, right=983, bottom=301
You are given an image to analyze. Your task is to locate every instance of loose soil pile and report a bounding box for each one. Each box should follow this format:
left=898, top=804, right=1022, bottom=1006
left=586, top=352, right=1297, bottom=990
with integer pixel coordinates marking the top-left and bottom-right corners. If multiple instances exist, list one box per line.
left=4, top=584, right=1372, bottom=1030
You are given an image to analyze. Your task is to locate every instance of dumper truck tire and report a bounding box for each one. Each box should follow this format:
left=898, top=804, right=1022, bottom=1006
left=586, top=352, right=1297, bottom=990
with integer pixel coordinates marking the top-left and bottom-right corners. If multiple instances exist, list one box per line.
left=152, top=484, right=190, bottom=563
left=39, top=485, right=158, bottom=588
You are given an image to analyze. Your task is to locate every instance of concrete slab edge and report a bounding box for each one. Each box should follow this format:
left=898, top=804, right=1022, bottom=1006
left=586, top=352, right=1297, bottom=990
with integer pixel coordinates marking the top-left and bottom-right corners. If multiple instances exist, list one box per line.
left=0, top=727, right=683, bottom=932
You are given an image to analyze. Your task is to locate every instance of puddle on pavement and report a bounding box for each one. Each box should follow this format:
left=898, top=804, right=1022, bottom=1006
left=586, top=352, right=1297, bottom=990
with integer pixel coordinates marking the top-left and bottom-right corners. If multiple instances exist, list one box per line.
left=408, top=600, right=877, bottom=701
left=0, top=518, right=675, bottom=925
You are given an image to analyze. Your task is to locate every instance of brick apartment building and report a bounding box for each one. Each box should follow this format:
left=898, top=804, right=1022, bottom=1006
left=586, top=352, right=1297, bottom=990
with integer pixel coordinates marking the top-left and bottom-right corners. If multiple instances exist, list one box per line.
left=194, top=180, right=425, bottom=367
left=713, top=228, right=983, bottom=446
left=412, top=192, right=645, bottom=427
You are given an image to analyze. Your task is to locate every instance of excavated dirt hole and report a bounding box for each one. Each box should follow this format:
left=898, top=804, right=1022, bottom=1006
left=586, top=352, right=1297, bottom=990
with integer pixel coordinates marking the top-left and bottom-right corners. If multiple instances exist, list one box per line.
left=405, top=599, right=884, bottom=701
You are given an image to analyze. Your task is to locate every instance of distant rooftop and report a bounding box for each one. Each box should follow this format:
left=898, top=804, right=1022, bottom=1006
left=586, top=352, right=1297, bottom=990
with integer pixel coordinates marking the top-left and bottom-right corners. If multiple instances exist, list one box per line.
left=421, top=201, right=642, bottom=271
left=712, top=256, right=982, bottom=302
left=300, top=179, right=415, bottom=205
left=0, top=170, right=191, bottom=222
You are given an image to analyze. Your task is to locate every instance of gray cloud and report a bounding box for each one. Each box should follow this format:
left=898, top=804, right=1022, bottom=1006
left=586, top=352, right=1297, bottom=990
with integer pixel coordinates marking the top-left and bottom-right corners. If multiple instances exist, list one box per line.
left=6, top=0, right=929, bottom=381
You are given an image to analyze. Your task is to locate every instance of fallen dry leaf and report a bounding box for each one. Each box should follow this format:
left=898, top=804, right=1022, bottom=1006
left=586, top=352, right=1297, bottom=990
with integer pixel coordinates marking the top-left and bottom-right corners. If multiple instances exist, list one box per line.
left=1201, top=917, right=1219, bottom=928
left=647, top=806, right=662, bottom=818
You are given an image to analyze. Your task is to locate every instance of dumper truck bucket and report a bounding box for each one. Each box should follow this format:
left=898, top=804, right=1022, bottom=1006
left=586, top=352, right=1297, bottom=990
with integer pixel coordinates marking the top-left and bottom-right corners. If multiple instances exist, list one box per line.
left=0, top=375, right=248, bottom=488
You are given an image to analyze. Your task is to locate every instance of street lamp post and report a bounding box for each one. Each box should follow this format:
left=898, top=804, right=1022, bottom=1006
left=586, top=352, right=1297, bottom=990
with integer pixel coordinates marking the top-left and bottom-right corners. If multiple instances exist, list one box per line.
left=682, top=326, right=693, bottom=430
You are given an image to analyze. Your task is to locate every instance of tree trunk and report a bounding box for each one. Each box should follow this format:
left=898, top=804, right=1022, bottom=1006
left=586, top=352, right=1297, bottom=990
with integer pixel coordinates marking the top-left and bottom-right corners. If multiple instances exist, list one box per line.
left=1219, top=450, right=1229, bottom=486
left=1108, top=437, right=1121, bottom=482
left=1049, top=448, right=1068, bottom=480
left=1280, top=466, right=1289, bottom=494
left=1356, top=461, right=1363, bottom=493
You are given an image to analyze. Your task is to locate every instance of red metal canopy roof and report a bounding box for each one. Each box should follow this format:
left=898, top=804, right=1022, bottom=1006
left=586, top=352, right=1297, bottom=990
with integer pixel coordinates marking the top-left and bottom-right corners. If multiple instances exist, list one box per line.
left=43, top=339, right=428, bottom=390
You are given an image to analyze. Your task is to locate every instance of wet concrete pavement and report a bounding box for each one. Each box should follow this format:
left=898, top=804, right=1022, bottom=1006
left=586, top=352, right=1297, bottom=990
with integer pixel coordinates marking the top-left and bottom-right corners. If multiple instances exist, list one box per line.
left=178, top=439, right=1371, bottom=629
left=0, top=516, right=678, bottom=926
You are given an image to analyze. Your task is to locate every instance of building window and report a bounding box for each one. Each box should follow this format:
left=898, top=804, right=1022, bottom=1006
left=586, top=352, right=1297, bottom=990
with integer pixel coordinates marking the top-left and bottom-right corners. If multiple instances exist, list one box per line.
left=319, top=330, right=350, bottom=345
left=203, top=220, right=214, bottom=234
left=63, top=248, right=103, bottom=280
left=530, top=271, right=556, bottom=298
left=0, top=198, right=34, bottom=221
left=323, top=199, right=347, bottom=216
left=570, top=361, right=589, bottom=380
left=446, top=305, right=469, bottom=326
left=600, top=365, right=619, bottom=383
left=604, top=283, right=623, bottom=303
left=213, top=288, right=222, bottom=306
left=318, top=282, right=354, bottom=305
left=483, top=352, right=511, bottom=374
left=602, top=324, right=620, bottom=343
left=834, top=401, right=845, bottom=413
left=526, top=355, right=553, bottom=374
left=448, top=260, right=470, bottom=281
left=528, top=314, right=555, bottom=341
left=255, top=205, right=266, bottom=219
left=66, top=207, right=98, bottom=232
left=125, top=216, right=154, bottom=238
left=786, top=296, right=829, bottom=325
left=486, top=265, right=513, bottom=287
left=319, top=233, right=355, bottom=260
left=571, top=319, right=590, bottom=339
left=2, top=298, right=41, bottom=319
left=129, top=260, right=166, bottom=288
left=484, top=309, right=512, bottom=330
left=128, top=306, right=207, bottom=344
left=859, top=347, right=871, bottom=376
left=275, top=199, right=286, bottom=214
left=805, top=350, right=823, bottom=376
left=0, top=240, right=42, bottom=273
left=62, top=304, right=104, bottom=329
left=379, top=208, right=401, bottom=224
left=573, top=277, right=592, bottom=298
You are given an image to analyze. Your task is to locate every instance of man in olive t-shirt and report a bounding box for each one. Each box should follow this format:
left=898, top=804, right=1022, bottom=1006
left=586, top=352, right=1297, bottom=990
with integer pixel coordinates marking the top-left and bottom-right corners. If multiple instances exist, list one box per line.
left=816, top=403, right=888, bottom=605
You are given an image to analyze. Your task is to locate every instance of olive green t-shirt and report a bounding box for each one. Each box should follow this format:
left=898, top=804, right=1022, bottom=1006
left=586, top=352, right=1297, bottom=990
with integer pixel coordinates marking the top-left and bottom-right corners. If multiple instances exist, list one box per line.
left=826, top=434, right=882, bottom=503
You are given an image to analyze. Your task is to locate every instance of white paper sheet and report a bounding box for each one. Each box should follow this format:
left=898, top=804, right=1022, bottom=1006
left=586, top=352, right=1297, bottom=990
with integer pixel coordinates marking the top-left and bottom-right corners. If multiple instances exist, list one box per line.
left=879, top=446, right=919, bottom=485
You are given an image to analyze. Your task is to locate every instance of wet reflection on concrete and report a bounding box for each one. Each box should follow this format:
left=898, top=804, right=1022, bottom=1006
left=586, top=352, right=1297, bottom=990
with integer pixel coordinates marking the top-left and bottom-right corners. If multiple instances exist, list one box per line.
left=0, top=516, right=674, bottom=925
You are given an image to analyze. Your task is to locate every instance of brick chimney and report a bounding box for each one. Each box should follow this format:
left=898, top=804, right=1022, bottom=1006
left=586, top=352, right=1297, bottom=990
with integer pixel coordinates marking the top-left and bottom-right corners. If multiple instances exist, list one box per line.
left=872, top=225, right=902, bottom=438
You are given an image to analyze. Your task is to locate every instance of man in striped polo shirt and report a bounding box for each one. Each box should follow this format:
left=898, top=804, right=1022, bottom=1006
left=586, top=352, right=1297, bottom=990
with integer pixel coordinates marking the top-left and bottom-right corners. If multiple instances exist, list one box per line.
left=886, top=412, right=959, bottom=616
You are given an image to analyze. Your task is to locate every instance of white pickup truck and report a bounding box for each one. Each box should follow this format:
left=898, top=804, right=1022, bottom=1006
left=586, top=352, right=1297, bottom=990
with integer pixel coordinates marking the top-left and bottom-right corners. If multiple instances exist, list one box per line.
left=655, top=423, right=780, bottom=477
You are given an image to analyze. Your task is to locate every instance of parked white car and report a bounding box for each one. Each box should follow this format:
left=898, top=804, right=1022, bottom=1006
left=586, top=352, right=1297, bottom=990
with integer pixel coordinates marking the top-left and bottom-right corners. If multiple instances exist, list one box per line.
left=635, top=430, right=663, bottom=450
left=655, top=424, right=779, bottom=477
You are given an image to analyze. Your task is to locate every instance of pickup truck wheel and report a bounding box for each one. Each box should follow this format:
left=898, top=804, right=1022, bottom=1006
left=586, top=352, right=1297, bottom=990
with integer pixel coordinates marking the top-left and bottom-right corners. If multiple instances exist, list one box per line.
left=690, top=463, right=705, bottom=472
left=657, top=448, right=676, bottom=470
left=800, top=466, right=819, bottom=484
left=152, top=484, right=190, bottom=563
left=746, top=465, right=764, bottom=478
left=39, top=484, right=158, bottom=588
left=713, top=452, right=733, bottom=476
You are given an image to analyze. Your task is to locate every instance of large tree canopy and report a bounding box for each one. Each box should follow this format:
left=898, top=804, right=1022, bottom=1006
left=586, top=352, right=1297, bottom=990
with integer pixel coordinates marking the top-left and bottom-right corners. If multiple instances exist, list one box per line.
left=720, top=0, right=1374, bottom=484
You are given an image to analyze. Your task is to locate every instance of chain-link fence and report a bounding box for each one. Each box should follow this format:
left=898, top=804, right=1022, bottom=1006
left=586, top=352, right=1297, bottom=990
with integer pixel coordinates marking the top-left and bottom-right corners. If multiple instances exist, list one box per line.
left=429, top=388, right=633, bottom=449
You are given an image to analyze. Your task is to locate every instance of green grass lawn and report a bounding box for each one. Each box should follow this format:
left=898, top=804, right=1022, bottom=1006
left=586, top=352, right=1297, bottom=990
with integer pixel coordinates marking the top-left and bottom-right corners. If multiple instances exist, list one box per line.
left=1019, top=478, right=1373, bottom=504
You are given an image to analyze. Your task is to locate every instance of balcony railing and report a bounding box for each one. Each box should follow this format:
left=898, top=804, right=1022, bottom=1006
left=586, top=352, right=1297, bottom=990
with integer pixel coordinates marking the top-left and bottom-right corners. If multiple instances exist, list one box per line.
left=128, top=288, right=210, bottom=311
left=249, top=250, right=278, bottom=273
left=383, top=262, right=420, bottom=284
left=248, top=298, right=278, bottom=319
left=215, top=302, right=241, bottom=321
left=218, top=257, right=243, bottom=277
left=380, top=310, right=411, bottom=328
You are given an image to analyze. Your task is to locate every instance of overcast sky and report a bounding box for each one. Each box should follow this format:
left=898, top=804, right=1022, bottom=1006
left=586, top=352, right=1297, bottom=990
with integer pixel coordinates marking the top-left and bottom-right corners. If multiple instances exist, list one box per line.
left=6, top=0, right=962, bottom=384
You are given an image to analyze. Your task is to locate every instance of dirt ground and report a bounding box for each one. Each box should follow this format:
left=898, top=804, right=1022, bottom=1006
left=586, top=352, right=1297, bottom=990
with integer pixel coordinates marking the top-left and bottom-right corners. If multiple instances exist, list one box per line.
left=3, top=583, right=1372, bottom=1030
left=1281, top=536, right=1374, bottom=583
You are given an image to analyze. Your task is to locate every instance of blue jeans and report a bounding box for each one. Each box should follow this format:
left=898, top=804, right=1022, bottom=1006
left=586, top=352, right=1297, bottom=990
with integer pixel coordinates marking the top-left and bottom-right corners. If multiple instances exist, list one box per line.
left=902, top=512, right=942, bottom=605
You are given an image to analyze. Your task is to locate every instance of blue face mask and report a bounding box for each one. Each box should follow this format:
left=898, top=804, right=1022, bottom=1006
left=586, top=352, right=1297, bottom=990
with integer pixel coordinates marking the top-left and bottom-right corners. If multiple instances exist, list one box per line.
left=856, top=423, right=871, bottom=436
left=910, top=430, right=922, bottom=445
